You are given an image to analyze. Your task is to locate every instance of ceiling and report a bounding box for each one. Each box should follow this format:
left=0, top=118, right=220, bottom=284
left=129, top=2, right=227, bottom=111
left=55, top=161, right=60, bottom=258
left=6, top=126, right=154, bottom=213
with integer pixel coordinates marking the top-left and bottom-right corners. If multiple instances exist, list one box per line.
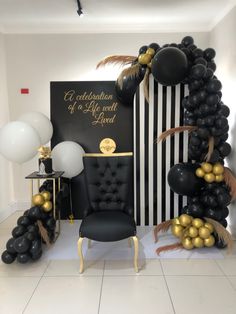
left=0, top=0, right=235, bottom=33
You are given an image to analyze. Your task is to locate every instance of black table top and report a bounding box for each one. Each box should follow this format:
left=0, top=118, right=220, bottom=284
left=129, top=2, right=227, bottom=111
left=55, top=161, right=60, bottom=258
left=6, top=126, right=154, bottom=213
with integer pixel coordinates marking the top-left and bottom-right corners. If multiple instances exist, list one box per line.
left=25, top=171, right=64, bottom=179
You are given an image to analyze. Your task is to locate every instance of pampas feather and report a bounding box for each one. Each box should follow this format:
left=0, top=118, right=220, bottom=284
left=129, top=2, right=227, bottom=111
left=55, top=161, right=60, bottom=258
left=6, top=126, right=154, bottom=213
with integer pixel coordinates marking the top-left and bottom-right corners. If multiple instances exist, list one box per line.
left=156, top=242, right=183, bottom=255
left=157, top=126, right=197, bottom=143
left=143, top=67, right=150, bottom=102
left=37, top=220, right=51, bottom=246
left=205, top=136, right=214, bottom=162
left=153, top=220, right=172, bottom=243
left=117, top=63, right=140, bottom=89
left=96, top=55, right=137, bottom=69
left=224, top=167, right=236, bottom=200
left=204, top=217, right=233, bottom=253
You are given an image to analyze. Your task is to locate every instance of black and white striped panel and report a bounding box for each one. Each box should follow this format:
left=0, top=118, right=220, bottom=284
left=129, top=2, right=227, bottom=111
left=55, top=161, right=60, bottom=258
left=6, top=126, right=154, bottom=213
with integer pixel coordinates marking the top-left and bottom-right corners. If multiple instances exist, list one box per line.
left=134, top=76, right=189, bottom=226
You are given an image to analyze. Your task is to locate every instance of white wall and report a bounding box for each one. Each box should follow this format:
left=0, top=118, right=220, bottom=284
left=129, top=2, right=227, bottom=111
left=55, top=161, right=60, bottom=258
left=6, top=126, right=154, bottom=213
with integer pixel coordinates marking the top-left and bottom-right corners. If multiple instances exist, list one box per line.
left=210, top=6, right=236, bottom=235
left=0, top=32, right=14, bottom=220
left=4, top=32, right=209, bottom=202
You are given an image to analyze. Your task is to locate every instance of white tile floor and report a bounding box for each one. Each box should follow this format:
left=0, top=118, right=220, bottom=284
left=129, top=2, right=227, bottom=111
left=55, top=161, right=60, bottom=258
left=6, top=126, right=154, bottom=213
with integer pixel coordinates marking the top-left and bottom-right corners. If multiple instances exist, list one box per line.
left=1, top=211, right=236, bottom=314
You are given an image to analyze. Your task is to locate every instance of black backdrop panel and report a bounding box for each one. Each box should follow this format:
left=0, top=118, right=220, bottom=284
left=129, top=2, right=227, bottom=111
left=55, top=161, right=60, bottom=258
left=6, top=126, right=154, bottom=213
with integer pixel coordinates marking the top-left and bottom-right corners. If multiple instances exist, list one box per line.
left=50, top=81, right=133, bottom=219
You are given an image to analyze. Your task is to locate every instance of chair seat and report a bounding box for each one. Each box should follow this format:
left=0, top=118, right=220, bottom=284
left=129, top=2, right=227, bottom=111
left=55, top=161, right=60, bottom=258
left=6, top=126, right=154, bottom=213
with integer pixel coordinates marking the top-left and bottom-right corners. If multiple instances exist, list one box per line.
left=79, top=211, right=136, bottom=242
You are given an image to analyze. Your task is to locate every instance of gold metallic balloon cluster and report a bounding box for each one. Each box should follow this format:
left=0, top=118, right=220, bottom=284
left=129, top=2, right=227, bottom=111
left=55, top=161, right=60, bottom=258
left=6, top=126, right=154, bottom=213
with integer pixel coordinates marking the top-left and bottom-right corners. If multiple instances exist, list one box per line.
left=195, top=162, right=224, bottom=183
left=171, top=214, right=215, bottom=250
left=32, top=191, right=52, bottom=212
left=138, top=47, right=156, bottom=67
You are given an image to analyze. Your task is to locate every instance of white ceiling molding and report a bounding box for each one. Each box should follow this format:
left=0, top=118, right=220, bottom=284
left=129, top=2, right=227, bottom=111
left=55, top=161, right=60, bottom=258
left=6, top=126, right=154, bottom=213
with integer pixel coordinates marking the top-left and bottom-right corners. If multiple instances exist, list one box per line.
left=209, top=1, right=236, bottom=30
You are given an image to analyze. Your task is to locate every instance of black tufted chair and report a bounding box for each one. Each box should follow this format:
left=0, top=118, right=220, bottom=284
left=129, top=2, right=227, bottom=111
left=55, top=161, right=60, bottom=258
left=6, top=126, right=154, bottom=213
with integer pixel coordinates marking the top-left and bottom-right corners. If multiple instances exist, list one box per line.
left=77, top=153, right=139, bottom=273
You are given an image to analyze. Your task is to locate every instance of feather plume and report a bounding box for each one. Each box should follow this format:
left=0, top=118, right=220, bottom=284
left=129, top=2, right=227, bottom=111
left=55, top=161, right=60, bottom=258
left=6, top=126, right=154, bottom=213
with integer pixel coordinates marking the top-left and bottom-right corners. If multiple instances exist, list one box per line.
left=96, top=55, right=137, bottom=69
left=205, top=136, right=215, bottom=162
left=157, top=126, right=197, bottom=143
left=204, top=217, right=234, bottom=253
left=143, top=67, right=150, bottom=102
left=37, top=220, right=51, bottom=247
left=223, top=167, right=236, bottom=200
left=117, top=63, right=141, bottom=89
left=156, top=242, right=183, bottom=255
left=153, top=220, right=172, bottom=243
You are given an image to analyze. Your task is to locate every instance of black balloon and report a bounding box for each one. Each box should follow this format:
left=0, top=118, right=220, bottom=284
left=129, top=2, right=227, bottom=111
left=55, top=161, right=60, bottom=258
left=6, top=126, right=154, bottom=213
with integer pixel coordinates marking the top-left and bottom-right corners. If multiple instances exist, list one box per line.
left=204, top=208, right=222, bottom=221
left=45, top=217, right=56, bottom=231
left=204, top=48, right=216, bottom=60
left=206, top=79, right=222, bottom=93
left=149, top=43, right=160, bottom=51
left=28, top=206, right=42, bottom=221
left=17, top=215, right=31, bottom=227
left=31, top=250, right=42, bottom=261
left=12, top=225, right=26, bottom=238
left=168, top=163, right=203, bottom=196
left=17, top=253, right=30, bottom=264
left=138, top=45, right=148, bottom=54
left=190, top=64, right=206, bottom=79
left=1, top=250, right=16, bottom=264
left=30, top=239, right=42, bottom=256
left=151, top=47, right=188, bottom=86
left=13, top=236, right=31, bottom=254
left=218, top=142, right=231, bottom=157
left=181, top=36, right=194, bottom=47
left=182, top=203, right=204, bottom=218
left=6, top=238, right=17, bottom=254
left=214, top=235, right=227, bottom=249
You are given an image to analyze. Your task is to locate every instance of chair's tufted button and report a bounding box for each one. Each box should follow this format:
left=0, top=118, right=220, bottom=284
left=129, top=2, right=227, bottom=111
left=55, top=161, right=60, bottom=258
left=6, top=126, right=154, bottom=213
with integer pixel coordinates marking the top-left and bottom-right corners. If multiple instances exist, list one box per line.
left=106, top=181, right=111, bottom=185
left=100, top=173, right=104, bottom=177
left=113, top=190, right=117, bottom=193
left=94, top=164, right=99, bottom=169
left=96, top=182, right=100, bottom=187
left=117, top=181, right=122, bottom=186
left=112, top=172, right=116, bottom=177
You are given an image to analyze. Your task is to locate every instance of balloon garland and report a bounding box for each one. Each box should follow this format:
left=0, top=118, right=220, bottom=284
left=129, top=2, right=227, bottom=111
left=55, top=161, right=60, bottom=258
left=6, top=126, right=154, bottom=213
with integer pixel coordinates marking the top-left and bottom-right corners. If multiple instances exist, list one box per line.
left=97, top=35, right=236, bottom=252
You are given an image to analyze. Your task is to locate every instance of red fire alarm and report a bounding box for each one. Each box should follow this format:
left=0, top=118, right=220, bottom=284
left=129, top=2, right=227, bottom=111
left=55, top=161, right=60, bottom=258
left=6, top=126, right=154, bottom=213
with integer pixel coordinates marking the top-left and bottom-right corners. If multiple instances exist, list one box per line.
left=21, top=88, right=29, bottom=94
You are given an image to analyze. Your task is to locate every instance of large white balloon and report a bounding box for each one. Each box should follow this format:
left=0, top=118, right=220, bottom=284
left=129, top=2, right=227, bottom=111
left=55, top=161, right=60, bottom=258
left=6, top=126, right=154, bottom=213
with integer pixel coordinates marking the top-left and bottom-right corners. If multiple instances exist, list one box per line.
left=0, top=121, right=41, bottom=163
left=18, top=111, right=53, bottom=145
left=52, top=141, right=85, bottom=178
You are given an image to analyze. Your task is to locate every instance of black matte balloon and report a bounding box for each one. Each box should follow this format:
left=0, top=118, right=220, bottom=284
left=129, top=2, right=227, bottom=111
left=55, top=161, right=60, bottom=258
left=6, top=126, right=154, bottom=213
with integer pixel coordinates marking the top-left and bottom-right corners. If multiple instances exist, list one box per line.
left=217, top=193, right=231, bottom=206
left=214, top=235, right=227, bottom=249
left=1, top=250, right=16, bottom=264
left=30, top=239, right=42, bottom=256
left=204, top=68, right=214, bottom=80
left=181, top=36, right=194, bottom=47
left=194, top=57, right=207, bottom=66
left=204, top=48, right=216, bottom=60
left=6, top=238, right=17, bottom=254
left=218, top=142, right=231, bottom=157
left=204, top=208, right=222, bottom=221
left=45, top=217, right=56, bottom=231
left=192, top=48, right=204, bottom=59
left=31, top=250, right=42, bottom=261
left=17, top=253, right=30, bottom=264
left=17, top=215, right=31, bottom=227
left=28, top=206, right=42, bottom=221
left=190, top=64, right=207, bottom=79
left=207, top=61, right=217, bottom=72
left=139, top=45, right=148, bottom=54
left=12, top=225, right=27, bottom=238
left=149, top=43, right=160, bottom=51
left=218, top=104, right=230, bottom=117
left=221, top=207, right=229, bottom=219
left=13, top=236, right=31, bottom=254
left=206, top=94, right=220, bottom=106
left=183, top=203, right=204, bottom=218
left=219, top=219, right=228, bottom=228
left=197, top=128, right=210, bottom=139
left=25, top=231, right=37, bottom=242
left=27, top=224, right=39, bottom=235
left=168, top=163, right=203, bottom=196
left=151, top=47, right=188, bottom=86
left=206, top=79, right=222, bottom=93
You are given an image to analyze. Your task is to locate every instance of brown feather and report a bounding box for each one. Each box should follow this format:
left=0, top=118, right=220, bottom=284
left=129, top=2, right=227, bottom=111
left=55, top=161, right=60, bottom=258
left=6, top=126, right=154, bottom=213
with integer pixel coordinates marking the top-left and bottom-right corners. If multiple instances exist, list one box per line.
left=156, top=242, right=183, bottom=255
left=157, top=126, right=197, bottom=143
left=205, top=137, right=215, bottom=162
left=117, top=63, right=141, bottom=89
left=153, top=220, right=172, bottom=243
left=37, top=220, right=51, bottom=247
left=96, top=55, right=137, bottom=69
left=224, top=167, right=236, bottom=200
left=143, top=67, right=150, bottom=102
left=204, top=217, right=234, bottom=253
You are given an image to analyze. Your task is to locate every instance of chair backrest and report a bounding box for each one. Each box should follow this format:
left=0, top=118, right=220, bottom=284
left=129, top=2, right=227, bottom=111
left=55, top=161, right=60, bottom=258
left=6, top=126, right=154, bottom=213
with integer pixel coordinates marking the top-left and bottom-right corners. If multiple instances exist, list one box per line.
left=83, top=154, right=133, bottom=215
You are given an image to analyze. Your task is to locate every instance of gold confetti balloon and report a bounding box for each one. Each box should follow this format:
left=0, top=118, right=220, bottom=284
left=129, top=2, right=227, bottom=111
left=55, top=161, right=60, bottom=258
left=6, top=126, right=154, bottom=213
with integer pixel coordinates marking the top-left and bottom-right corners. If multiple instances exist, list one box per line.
left=199, top=226, right=211, bottom=239
left=179, top=214, right=192, bottom=227
left=42, top=201, right=52, bottom=212
left=146, top=47, right=155, bottom=56
left=212, top=163, right=224, bottom=175
left=138, top=53, right=152, bottom=65
left=188, top=226, right=198, bottom=238
left=32, top=194, right=45, bottom=206
left=204, top=173, right=216, bottom=183
left=204, top=235, right=215, bottom=247
left=204, top=222, right=214, bottom=233
left=182, top=237, right=194, bottom=250
left=192, top=236, right=204, bottom=248
left=196, top=168, right=205, bottom=178
left=41, top=191, right=51, bottom=201
left=215, top=174, right=224, bottom=183
left=201, top=162, right=213, bottom=173
left=171, top=225, right=184, bottom=238
left=192, top=218, right=204, bottom=229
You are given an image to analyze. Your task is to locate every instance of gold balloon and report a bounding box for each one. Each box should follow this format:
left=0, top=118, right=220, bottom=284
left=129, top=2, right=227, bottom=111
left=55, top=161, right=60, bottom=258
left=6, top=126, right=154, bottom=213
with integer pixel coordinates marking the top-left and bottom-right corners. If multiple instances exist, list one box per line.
left=204, top=222, right=214, bottom=233
left=199, top=226, right=211, bottom=239
left=147, top=61, right=152, bottom=68
left=212, top=163, right=224, bottom=175
left=179, top=214, right=192, bottom=227
left=196, top=168, right=205, bottom=178
left=192, top=236, right=204, bottom=248
left=204, top=235, right=215, bottom=247
left=172, top=217, right=181, bottom=225
left=182, top=237, right=194, bottom=250
left=215, top=174, right=224, bottom=183
left=171, top=225, right=184, bottom=238
left=41, top=191, right=51, bottom=201
left=146, top=47, right=155, bottom=56
left=188, top=226, right=198, bottom=238
left=204, top=173, right=216, bottom=183
left=42, top=201, right=53, bottom=212
left=201, top=162, right=213, bottom=173
left=192, top=218, right=204, bottom=229
left=138, top=53, right=152, bottom=65
left=32, top=194, right=45, bottom=206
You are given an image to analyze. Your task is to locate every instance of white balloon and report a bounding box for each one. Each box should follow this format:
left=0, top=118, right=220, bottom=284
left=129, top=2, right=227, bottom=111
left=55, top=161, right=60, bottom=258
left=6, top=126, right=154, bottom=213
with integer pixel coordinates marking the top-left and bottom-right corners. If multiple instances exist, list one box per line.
left=52, top=141, right=85, bottom=178
left=18, top=111, right=53, bottom=145
left=0, top=121, right=41, bottom=163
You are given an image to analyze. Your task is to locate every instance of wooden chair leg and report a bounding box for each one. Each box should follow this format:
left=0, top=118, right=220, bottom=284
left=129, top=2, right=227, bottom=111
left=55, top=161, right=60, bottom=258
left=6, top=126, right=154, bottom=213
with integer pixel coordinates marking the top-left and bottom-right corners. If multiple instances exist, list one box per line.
left=128, top=237, right=132, bottom=248
left=88, top=239, right=92, bottom=249
left=77, top=237, right=84, bottom=273
left=131, top=236, right=139, bottom=273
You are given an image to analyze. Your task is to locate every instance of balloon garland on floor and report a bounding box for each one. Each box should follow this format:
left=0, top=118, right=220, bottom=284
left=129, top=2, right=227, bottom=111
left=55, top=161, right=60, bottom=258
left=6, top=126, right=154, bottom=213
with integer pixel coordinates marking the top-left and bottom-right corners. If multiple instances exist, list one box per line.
left=97, top=36, right=236, bottom=252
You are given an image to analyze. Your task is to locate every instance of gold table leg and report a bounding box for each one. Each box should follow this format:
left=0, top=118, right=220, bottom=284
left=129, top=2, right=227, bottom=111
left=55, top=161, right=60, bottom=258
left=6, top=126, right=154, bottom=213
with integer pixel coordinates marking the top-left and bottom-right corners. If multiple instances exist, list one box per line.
left=78, top=237, right=84, bottom=273
left=132, top=236, right=139, bottom=273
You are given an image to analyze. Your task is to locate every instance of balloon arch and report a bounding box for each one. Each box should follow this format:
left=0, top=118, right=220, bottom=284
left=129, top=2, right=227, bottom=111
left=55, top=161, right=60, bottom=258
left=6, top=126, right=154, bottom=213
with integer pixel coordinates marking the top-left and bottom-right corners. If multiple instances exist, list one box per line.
left=97, top=36, right=236, bottom=252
